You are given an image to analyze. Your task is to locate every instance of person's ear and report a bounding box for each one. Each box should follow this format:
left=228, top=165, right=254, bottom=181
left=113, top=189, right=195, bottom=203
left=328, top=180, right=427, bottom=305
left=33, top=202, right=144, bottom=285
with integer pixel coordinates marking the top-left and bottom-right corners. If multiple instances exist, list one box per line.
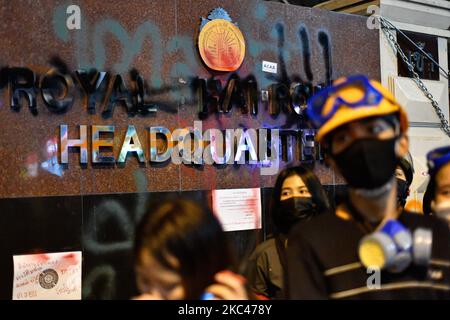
left=395, top=134, right=409, bottom=158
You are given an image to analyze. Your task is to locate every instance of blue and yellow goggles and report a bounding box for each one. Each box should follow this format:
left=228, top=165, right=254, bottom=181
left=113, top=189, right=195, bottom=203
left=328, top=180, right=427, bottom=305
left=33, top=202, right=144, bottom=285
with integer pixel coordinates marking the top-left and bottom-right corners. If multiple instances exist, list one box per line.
left=427, top=146, right=450, bottom=175
left=307, top=75, right=393, bottom=128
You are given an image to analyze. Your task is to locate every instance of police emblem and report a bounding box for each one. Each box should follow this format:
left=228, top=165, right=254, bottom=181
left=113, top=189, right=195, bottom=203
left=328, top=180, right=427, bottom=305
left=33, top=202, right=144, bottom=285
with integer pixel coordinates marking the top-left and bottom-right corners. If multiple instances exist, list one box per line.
left=39, top=268, right=59, bottom=289
left=198, top=8, right=246, bottom=72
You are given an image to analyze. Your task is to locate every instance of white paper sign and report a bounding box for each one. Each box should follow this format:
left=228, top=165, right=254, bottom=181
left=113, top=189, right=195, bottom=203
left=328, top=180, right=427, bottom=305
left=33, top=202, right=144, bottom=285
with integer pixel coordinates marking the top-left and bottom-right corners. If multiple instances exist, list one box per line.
left=262, top=60, right=277, bottom=74
left=13, top=251, right=82, bottom=300
left=212, top=188, right=262, bottom=232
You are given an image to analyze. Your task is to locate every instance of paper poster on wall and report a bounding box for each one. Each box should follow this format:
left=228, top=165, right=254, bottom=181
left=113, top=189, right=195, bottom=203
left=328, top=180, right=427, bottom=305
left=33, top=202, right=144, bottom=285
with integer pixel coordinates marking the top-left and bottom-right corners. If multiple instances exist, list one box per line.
left=12, top=251, right=82, bottom=300
left=212, top=188, right=262, bottom=232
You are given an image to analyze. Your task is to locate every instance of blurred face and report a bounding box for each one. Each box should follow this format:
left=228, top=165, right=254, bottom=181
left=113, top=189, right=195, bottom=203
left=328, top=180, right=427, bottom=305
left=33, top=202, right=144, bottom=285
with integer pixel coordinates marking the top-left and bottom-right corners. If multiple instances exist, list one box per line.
left=135, top=250, right=184, bottom=300
left=280, top=174, right=311, bottom=201
left=435, top=163, right=450, bottom=205
left=330, top=117, right=396, bottom=155
left=395, top=166, right=407, bottom=182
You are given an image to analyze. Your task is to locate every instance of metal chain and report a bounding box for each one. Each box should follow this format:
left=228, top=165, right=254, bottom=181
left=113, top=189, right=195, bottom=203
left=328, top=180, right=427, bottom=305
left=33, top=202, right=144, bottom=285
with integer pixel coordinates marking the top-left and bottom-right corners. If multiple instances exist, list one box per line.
left=378, top=16, right=450, bottom=137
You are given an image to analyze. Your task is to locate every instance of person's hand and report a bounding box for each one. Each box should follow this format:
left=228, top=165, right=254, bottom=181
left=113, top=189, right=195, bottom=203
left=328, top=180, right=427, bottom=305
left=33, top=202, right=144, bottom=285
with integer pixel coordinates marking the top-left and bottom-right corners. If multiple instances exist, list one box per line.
left=204, top=270, right=248, bottom=300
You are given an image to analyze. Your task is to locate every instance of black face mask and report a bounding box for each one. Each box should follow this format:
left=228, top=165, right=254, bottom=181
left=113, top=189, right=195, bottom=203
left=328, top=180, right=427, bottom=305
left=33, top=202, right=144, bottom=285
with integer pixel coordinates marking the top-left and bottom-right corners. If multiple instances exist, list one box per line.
left=396, top=178, right=409, bottom=208
left=277, top=197, right=315, bottom=233
left=333, top=137, right=398, bottom=190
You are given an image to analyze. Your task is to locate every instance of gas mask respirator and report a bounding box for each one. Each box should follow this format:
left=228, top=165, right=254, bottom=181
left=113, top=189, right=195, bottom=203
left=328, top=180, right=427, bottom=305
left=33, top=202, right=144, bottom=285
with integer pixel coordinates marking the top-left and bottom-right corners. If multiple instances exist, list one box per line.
left=358, top=220, right=432, bottom=273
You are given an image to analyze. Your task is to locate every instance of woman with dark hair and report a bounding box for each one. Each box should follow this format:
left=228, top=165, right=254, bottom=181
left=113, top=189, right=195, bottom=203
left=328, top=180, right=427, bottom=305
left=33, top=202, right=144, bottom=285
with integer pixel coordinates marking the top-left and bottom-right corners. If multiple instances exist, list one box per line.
left=133, top=199, right=248, bottom=300
left=245, top=165, right=331, bottom=299
left=423, top=146, right=450, bottom=225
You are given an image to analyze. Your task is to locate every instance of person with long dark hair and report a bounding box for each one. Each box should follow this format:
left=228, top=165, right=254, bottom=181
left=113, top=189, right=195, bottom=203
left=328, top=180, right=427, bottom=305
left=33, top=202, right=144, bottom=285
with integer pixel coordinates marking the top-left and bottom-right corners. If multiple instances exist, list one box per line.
left=133, top=199, right=248, bottom=300
left=245, top=165, right=331, bottom=299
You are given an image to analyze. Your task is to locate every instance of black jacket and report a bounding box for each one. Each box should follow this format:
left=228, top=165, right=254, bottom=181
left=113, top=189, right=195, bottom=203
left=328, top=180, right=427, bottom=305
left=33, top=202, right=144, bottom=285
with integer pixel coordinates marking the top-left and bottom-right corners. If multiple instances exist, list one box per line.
left=245, top=234, right=288, bottom=299
left=286, top=209, right=450, bottom=299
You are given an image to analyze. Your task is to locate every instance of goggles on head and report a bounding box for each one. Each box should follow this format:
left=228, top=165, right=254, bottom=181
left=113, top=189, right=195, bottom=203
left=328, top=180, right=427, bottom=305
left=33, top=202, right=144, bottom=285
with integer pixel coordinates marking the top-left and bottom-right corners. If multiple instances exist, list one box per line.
left=307, top=75, right=395, bottom=128
left=427, top=146, right=450, bottom=175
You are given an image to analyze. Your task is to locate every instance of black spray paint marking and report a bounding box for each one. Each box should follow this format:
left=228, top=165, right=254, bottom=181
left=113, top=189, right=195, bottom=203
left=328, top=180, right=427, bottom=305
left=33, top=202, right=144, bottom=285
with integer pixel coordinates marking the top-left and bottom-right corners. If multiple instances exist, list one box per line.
left=298, top=25, right=313, bottom=82
left=318, top=30, right=332, bottom=85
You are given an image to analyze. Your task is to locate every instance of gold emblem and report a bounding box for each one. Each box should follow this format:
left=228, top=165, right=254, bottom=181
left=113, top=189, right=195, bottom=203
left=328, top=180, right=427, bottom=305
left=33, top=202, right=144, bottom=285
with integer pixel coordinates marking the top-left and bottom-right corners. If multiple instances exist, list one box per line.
left=198, top=9, right=245, bottom=72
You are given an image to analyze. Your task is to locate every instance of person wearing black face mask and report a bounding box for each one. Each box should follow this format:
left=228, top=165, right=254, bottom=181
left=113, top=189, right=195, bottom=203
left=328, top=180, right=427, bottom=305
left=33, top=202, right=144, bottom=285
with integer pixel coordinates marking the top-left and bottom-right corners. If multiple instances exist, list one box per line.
left=245, top=165, right=330, bottom=299
left=278, top=197, right=316, bottom=232
left=286, top=75, right=450, bottom=299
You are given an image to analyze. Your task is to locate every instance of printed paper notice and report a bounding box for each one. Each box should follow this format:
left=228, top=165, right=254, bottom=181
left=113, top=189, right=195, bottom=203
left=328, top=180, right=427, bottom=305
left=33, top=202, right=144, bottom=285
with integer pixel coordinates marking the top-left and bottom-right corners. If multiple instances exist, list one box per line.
left=212, top=188, right=262, bottom=232
left=13, top=251, right=82, bottom=300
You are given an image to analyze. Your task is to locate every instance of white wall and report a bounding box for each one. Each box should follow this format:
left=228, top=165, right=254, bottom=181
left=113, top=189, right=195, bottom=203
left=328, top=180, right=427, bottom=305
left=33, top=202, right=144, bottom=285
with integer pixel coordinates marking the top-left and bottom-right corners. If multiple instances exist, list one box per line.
left=379, top=0, right=450, bottom=211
